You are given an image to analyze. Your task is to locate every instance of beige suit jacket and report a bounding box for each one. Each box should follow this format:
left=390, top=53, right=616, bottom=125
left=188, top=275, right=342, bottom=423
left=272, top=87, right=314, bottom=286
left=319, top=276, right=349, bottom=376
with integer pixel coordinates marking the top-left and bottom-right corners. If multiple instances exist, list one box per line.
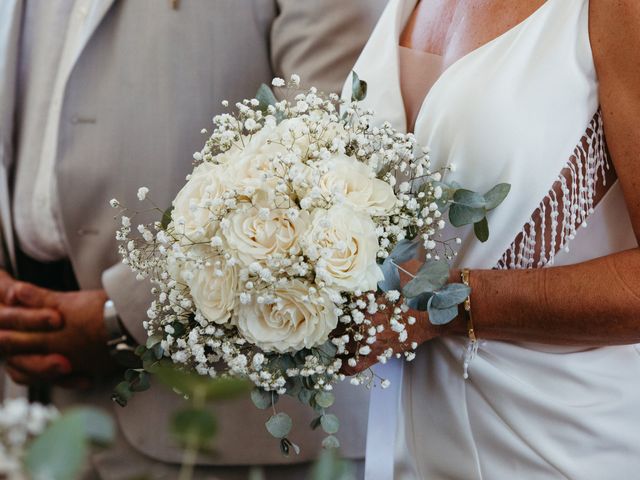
left=0, top=0, right=387, bottom=469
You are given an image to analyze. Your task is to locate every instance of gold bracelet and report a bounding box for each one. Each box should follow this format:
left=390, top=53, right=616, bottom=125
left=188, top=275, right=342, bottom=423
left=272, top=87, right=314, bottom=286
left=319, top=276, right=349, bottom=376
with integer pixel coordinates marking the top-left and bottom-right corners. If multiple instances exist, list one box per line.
left=460, top=268, right=476, bottom=342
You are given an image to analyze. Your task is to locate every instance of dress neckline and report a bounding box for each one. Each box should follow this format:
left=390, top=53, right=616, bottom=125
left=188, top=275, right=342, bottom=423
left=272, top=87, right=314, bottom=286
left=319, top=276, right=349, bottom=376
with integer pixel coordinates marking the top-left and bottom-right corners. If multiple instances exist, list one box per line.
left=394, top=0, right=552, bottom=134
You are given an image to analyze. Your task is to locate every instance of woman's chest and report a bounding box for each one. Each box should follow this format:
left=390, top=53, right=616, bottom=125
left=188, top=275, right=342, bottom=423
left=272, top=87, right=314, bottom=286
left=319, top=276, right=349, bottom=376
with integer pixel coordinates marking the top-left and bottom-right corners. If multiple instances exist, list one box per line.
left=400, top=0, right=547, bottom=69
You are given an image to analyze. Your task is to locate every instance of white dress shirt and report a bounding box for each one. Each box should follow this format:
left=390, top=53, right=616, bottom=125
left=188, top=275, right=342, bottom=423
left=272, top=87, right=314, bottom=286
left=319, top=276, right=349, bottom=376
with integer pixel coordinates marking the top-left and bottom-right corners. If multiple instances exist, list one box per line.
left=13, top=0, right=94, bottom=262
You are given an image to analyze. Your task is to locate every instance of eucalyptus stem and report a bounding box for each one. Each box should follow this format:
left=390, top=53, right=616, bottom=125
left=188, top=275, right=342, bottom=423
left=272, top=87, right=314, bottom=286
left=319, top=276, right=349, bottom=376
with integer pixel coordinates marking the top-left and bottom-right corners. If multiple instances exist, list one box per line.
left=177, top=386, right=207, bottom=480
left=390, top=260, right=416, bottom=279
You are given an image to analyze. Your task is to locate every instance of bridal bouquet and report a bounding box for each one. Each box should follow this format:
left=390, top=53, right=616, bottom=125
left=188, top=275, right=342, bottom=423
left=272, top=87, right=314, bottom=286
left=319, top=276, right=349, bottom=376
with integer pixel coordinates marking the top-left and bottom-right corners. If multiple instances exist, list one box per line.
left=111, top=74, right=508, bottom=451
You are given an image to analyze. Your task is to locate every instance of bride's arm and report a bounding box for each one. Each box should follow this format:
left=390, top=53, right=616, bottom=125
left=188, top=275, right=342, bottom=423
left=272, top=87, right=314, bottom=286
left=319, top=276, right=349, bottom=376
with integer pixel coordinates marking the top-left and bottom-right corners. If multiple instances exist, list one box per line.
left=345, top=1, right=640, bottom=374
left=443, top=0, right=640, bottom=346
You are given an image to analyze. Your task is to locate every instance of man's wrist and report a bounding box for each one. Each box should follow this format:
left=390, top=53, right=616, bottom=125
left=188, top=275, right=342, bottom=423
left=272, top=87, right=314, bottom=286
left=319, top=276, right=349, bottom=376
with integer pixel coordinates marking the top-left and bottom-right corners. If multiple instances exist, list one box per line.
left=103, top=299, right=140, bottom=368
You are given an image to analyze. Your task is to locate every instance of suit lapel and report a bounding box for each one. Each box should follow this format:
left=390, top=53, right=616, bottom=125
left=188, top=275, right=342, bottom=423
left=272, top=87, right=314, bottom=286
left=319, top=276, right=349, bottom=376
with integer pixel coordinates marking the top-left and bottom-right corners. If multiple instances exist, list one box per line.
left=66, top=0, right=117, bottom=76
left=0, top=0, right=23, bottom=273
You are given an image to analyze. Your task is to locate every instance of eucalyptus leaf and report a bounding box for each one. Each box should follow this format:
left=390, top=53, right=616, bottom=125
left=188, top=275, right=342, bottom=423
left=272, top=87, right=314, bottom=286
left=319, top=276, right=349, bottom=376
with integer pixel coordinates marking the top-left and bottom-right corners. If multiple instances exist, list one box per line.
left=251, top=389, right=278, bottom=410
left=322, top=435, right=341, bottom=449
left=427, top=296, right=459, bottom=325
left=484, top=183, right=511, bottom=210
left=402, top=260, right=450, bottom=298
left=129, top=371, right=151, bottom=392
left=315, top=391, right=336, bottom=409
left=351, top=71, right=368, bottom=102
left=406, top=292, right=433, bottom=311
left=265, top=413, right=293, bottom=439
left=256, top=83, right=278, bottom=113
left=146, top=334, right=163, bottom=348
left=310, top=416, right=323, bottom=430
left=473, top=217, right=490, bottom=242
left=298, top=388, right=314, bottom=405
left=320, top=414, right=340, bottom=435
left=378, top=257, right=401, bottom=293
left=112, top=381, right=133, bottom=407
left=388, top=239, right=419, bottom=264
left=431, top=283, right=471, bottom=309
left=310, top=449, right=355, bottom=480
left=25, top=408, right=114, bottom=480
left=160, top=205, right=174, bottom=230
left=315, top=341, right=338, bottom=360
left=449, top=204, right=486, bottom=227
left=155, top=362, right=251, bottom=400
left=171, top=408, right=217, bottom=448
left=453, top=189, right=487, bottom=208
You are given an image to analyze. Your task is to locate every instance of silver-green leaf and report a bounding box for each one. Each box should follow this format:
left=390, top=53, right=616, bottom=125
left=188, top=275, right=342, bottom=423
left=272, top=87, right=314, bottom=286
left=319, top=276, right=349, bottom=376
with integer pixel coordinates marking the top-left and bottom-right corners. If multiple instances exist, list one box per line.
left=427, top=296, right=459, bottom=325
left=251, top=388, right=277, bottom=410
left=322, top=435, right=341, bottom=449
left=453, top=189, right=487, bottom=208
left=388, top=239, right=419, bottom=264
left=484, top=183, right=511, bottom=210
left=320, top=414, right=340, bottom=435
left=378, top=257, right=401, bottom=293
left=431, top=283, right=471, bottom=309
left=402, top=260, right=450, bottom=298
left=351, top=71, right=368, bottom=102
left=315, top=391, right=335, bottom=409
left=449, top=204, right=486, bottom=227
left=266, top=413, right=293, bottom=439
left=473, top=217, right=490, bottom=242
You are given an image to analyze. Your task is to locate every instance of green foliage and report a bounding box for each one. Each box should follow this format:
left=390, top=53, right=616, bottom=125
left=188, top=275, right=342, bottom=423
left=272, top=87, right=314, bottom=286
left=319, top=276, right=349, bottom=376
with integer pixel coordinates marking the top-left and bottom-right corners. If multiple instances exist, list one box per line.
left=171, top=408, right=217, bottom=449
left=24, top=408, right=114, bottom=480
left=321, top=435, right=341, bottom=449
left=265, top=413, right=293, bottom=439
left=314, top=391, right=335, bottom=409
left=256, top=83, right=278, bottom=113
left=154, top=361, right=251, bottom=401
left=402, top=259, right=449, bottom=298
left=351, top=71, right=368, bottom=102
left=279, top=437, right=301, bottom=456
left=388, top=239, right=419, bottom=264
left=160, top=205, right=174, bottom=229
left=310, top=449, right=356, bottom=480
left=426, top=300, right=459, bottom=325
left=378, top=256, right=401, bottom=293
left=445, top=182, right=511, bottom=242
left=430, top=283, right=471, bottom=309
left=320, top=414, right=340, bottom=435
left=406, top=292, right=432, bottom=311
left=251, top=388, right=279, bottom=410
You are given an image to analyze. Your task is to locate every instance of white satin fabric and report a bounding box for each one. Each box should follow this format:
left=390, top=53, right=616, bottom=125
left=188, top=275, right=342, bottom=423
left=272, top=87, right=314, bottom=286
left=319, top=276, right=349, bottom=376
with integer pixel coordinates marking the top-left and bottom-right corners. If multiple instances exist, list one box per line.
left=343, top=0, right=640, bottom=478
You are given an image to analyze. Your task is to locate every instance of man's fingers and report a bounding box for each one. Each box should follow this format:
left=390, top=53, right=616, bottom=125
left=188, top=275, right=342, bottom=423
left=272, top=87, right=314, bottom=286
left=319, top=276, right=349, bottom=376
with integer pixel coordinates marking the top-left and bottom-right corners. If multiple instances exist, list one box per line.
left=6, top=366, right=32, bottom=386
left=9, top=282, right=57, bottom=309
left=0, top=332, right=49, bottom=356
left=7, top=354, right=72, bottom=379
left=0, top=306, right=63, bottom=331
left=0, top=270, right=15, bottom=303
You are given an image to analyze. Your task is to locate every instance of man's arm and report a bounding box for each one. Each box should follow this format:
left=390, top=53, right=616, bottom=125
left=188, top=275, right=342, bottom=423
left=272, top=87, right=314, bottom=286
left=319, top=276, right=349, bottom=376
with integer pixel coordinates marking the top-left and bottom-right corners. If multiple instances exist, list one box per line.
left=271, top=0, right=387, bottom=93
left=102, top=262, right=154, bottom=345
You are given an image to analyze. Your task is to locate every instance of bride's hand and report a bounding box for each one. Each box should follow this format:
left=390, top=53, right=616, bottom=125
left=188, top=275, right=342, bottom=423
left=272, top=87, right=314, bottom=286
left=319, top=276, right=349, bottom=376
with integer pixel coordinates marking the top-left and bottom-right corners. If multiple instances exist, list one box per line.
left=340, top=259, right=463, bottom=376
left=340, top=305, right=445, bottom=376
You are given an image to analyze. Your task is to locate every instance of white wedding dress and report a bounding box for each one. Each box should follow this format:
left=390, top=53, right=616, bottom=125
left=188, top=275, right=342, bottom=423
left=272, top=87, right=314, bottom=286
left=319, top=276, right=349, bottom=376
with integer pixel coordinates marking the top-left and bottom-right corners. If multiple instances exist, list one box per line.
left=343, top=0, right=640, bottom=478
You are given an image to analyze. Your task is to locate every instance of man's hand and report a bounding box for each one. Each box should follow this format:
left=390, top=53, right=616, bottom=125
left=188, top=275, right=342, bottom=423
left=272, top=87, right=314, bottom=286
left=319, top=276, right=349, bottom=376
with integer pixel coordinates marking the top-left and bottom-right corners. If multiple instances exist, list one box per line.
left=2, top=282, right=116, bottom=387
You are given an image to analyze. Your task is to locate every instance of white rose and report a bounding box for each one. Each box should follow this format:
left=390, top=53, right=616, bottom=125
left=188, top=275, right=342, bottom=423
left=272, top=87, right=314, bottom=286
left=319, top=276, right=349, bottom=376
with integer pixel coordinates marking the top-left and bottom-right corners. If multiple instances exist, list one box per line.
left=188, top=254, right=238, bottom=325
left=318, top=155, right=397, bottom=214
left=226, top=119, right=313, bottom=192
left=302, top=205, right=383, bottom=292
left=222, top=200, right=310, bottom=265
left=172, top=162, right=227, bottom=241
left=236, top=280, right=337, bottom=352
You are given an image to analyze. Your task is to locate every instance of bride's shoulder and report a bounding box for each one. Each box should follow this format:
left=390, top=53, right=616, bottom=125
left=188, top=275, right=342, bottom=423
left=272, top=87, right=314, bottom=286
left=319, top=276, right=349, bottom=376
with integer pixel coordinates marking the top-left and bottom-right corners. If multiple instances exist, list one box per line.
left=589, top=0, right=640, bottom=90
